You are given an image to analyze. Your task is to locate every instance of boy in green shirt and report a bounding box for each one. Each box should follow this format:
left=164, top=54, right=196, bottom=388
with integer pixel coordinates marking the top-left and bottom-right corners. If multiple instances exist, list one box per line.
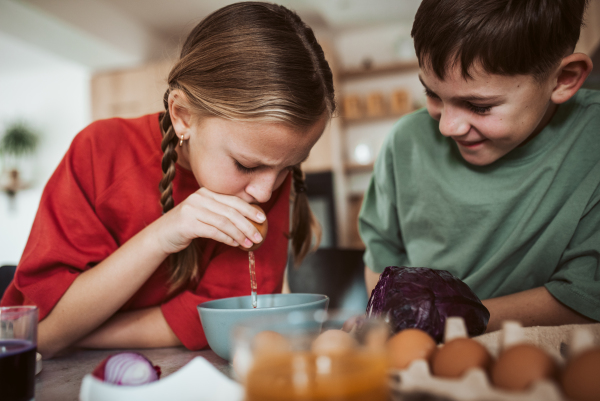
left=359, top=0, right=599, bottom=332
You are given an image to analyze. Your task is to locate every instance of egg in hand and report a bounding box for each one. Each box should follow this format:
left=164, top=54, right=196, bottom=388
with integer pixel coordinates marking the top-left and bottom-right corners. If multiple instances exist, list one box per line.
left=239, top=204, right=268, bottom=251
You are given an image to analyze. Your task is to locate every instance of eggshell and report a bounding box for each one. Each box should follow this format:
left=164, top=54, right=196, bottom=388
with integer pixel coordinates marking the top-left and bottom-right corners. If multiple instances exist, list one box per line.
left=432, top=337, right=493, bottom=378
left=311, top=329, right=358, bottom=355
left=238, top=204, right=268, bottom=251
left=491, top=343, right=558, bottom=391
left=561, top=348, right=600, bottom=401
left=387, top=328, right=436, bottom=370
left=252, top=330, right=290, bottom=355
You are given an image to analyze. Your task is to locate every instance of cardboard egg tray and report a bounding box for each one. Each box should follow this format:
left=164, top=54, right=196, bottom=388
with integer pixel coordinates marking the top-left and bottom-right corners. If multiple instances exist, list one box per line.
left=388, top=319, right=600, bottom=401
left=390, top=359, right=564, bottom=401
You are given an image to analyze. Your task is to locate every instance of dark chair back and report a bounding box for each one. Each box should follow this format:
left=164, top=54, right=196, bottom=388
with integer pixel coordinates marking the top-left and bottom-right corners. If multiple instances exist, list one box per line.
left=287, top=248, right=369, bottom=311
left=0, top=265, right=17, bottom=300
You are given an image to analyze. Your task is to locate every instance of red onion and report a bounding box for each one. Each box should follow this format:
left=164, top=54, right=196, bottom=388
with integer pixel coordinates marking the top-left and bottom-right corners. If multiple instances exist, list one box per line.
left=92, top=352, right=161, bottom=386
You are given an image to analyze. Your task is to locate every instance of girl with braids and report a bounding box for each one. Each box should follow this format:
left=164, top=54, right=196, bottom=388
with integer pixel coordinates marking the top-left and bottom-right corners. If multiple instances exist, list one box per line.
left=1, top=2, right=335, bottom=357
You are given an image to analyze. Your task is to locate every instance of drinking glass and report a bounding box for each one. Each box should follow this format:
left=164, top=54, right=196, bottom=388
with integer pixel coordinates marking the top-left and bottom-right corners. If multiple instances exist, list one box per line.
left=232, top=310, right=389, bottom=401
left=1, top=306, right=38, bottom=401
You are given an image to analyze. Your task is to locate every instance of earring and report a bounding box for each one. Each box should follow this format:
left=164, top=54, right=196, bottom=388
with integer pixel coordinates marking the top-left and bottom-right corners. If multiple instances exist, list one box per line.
left=179, top=135, right=184, bottom=147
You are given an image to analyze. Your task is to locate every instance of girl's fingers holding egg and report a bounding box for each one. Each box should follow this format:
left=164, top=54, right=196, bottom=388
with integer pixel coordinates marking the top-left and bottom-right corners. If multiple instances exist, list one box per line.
left=187, top=192, right=260, bottom=246
left=195, top=207, right=254, bottom=248
left=199, top=187, right=266, bottom=224
left=206, top=196, right=268, bottom=247
left=193, top=189, right=265, bottom=244
left=192, top=221, right=240, bottom=247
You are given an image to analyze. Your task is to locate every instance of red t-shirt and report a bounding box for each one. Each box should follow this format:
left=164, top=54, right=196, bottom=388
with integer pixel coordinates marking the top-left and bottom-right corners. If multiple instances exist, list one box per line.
left=1, top=113, right=291, bottom=350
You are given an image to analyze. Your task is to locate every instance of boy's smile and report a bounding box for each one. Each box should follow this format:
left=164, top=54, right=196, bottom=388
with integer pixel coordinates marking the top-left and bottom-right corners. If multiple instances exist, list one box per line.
left=420, top=64, right=558, bottom=166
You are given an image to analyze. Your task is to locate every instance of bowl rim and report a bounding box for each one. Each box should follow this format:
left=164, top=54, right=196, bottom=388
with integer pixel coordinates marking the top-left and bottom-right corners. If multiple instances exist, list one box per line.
left=197, top=293, right=329, bottom=313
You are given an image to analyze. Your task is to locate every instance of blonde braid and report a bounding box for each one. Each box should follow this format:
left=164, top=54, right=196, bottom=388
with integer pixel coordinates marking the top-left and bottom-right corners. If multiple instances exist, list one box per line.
left=291, top=165, right=321, bottom=265
left=159, top=90, right=200, bottom=293
left=159, top=111, right=178, bottom=212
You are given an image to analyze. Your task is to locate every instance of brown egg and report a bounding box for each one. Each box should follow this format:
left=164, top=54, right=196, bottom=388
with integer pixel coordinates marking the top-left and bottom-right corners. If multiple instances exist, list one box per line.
left=387, top=328, right=437, bottom=370
left=311, top=329, right=358, bottom=355
left=252, top=330, right=290, bottom=355
left=238, top=204, right=268, bottom=251
left=561, top=348, right=600, bottom=401
left=491, top=343, right=558, bottom=391
left=432, top=338, right=493, bottom=378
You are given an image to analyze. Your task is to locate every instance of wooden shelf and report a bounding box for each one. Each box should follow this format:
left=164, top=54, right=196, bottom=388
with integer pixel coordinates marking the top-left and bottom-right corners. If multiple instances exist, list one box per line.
left=341, top=110, right=414, bottom=125
left=339, top=60, right=419, bottom=80
left=344, top=163, right=374, bottom=174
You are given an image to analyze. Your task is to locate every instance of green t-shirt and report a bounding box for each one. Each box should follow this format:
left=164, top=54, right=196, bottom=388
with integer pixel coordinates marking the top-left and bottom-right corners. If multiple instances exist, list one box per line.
left=359, top=89, right=600, bottom=321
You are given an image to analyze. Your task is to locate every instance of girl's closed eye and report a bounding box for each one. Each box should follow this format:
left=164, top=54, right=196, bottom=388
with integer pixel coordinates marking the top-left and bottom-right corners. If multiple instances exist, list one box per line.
left=235, top=160, right=257, bottom=174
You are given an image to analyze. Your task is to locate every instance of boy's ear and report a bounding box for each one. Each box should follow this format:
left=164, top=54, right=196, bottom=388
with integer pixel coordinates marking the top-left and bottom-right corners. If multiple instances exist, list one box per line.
left=168, top=89, right=193, bottom=139
left=550, top=53, right=593, bottom=104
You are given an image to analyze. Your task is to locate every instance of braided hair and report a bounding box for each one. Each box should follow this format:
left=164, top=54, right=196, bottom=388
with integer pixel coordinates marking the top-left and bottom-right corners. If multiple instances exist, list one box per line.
left=159, top=92, right=201, bottom=291
left=159, top=2, right=335, bottom=292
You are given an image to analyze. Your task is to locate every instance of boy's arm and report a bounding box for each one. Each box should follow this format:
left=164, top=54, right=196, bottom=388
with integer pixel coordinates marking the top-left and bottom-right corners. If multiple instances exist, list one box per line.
left=364, top=270, right=596, bottom=332
left=482, top=287, right=596, bottom=332
left=365, top=266, right=380, bottom=296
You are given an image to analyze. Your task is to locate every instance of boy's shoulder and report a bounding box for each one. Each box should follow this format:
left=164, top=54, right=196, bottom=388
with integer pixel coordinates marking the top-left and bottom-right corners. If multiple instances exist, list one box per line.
left=573, top=88, right=600, bottom=110
left=373, top=109, right=448, bottom=181
left=382, top=108, right=445, bottom=157
left=390, top=108, right=436, bottom=133
left=554, top=88, right=600, bottom=142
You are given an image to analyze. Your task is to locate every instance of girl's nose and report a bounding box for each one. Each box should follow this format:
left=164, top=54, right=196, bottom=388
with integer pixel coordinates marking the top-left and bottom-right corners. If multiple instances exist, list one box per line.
left=438, top=106, right=470, bottom=138
left=245, top=172, right=277, bottom=203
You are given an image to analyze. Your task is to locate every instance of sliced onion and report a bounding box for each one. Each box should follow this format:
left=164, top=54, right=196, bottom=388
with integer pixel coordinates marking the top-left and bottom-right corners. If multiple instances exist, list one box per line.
left=93, top=352, right=160, bottom=386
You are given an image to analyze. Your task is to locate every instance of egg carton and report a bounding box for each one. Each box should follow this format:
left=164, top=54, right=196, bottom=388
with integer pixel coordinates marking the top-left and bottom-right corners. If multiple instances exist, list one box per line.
left=390, top=359, right=563, bottom=401
left=388, top=318, right=600, bottom=401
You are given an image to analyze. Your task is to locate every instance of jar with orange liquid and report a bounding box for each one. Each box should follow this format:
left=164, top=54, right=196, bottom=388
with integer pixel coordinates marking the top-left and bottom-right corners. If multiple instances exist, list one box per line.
left=232, top=311, right=389, bottom=401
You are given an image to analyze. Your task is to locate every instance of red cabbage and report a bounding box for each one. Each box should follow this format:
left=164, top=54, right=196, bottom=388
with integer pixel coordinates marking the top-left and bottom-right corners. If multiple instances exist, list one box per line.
left=92, top=352, right=161, bottom=386
left=366, top=266, right=490, bottom=343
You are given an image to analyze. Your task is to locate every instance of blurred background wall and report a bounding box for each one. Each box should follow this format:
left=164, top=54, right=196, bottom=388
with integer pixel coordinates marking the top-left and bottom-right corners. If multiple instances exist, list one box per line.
left=0, top=0, right=599, bottom=265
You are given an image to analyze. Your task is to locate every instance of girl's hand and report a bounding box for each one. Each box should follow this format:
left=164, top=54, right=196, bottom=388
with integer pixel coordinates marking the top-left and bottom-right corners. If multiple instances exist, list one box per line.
left=152, top=187, right=266, bottom=255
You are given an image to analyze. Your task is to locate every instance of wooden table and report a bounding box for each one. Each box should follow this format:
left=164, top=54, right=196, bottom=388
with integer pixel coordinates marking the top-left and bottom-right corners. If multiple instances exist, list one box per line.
left=34, top=347, right=233, bottom=401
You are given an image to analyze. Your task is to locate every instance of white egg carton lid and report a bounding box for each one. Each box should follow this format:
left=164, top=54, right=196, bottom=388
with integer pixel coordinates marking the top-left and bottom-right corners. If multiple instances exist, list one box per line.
left=388, top=318, right=600, bottom=401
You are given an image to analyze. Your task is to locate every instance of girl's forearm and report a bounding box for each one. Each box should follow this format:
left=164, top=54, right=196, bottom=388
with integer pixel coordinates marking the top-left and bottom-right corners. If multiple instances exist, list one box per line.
left=38, top=222, right=170, bottom=358
left=482, top=286, right=596, bottom=332
left=76, top=307, right=182, bottom=349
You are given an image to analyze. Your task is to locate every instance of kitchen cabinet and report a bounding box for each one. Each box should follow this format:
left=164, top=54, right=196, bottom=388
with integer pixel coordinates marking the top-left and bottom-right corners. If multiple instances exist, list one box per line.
left=91, top=60, right=173, bottom=121
left=336, top=60, right=421, bottom=248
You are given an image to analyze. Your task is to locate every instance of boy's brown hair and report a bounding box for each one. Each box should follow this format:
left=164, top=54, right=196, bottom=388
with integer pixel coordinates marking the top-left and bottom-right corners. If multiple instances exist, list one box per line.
left=411, top=0, right=589, bottom=80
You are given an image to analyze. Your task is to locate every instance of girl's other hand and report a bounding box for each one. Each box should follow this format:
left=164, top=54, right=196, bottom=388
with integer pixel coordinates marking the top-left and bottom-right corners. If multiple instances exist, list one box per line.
left=153, top=187, right=266, bottom=254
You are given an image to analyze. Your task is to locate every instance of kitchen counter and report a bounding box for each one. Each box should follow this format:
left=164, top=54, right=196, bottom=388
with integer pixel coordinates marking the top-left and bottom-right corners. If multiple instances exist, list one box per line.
left=33, top=323, right=600, bottom=401
left=34, top=347, right=232, bottom=401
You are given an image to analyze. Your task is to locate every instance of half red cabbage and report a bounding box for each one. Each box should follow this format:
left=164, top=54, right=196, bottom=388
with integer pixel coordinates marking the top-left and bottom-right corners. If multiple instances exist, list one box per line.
left=366, top=266, right=490, bottom=343
left=92, top=352, right=161, bottom=386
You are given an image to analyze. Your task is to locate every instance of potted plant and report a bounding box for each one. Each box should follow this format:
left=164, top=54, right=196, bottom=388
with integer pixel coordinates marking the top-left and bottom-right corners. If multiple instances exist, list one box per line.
left=0, top=122, right=39, bottom=197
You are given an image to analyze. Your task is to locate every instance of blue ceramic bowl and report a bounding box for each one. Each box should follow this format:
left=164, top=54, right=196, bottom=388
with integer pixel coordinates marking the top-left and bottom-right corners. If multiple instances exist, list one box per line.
left=197, top=293, right=329, bottom=361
